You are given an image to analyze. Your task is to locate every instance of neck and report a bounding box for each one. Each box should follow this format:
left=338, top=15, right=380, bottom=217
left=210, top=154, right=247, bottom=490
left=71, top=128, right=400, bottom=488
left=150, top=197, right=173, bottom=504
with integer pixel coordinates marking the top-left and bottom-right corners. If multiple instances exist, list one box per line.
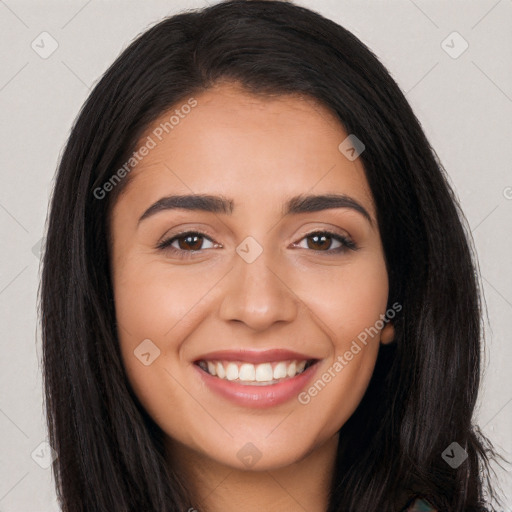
left=165, top=433, right=339, bottom=512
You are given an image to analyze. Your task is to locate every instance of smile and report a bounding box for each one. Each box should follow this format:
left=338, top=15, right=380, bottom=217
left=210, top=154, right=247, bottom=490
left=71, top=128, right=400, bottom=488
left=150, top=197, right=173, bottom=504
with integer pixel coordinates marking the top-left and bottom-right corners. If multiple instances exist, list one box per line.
left=196, top=359, right=316, bottom=385
left=192, top=349, right=321, bottom=408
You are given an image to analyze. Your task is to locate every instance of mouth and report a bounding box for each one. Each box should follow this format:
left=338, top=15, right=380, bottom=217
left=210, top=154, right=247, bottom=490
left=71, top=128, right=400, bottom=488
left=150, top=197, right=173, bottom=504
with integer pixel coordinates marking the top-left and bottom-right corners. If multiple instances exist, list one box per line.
left=191, top=348, right=321, bottom=408
left=195, top=358, right=318, bottom=386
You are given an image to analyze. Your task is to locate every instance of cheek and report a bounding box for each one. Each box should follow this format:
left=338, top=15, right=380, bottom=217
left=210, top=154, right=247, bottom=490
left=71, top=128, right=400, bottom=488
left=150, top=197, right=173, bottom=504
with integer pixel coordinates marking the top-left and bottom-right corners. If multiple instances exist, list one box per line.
left=111, top=254, right=227, bottom=403
left=297, top=257, right=389, bottom=347
left=297, top=270, right=388, bottom=435
left=301, top=348, right=379, bottom=441
left=111, top=258, right=202, bottom=428
left=301, top=259, right=388, bottom=430
left=112, top=254, right=224, bottom=341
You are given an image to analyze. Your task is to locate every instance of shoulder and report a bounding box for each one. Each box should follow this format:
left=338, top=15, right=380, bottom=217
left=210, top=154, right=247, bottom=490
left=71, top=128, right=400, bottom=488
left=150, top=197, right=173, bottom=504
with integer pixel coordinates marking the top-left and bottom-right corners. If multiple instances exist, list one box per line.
left=405, top=498, right=437, bottom=511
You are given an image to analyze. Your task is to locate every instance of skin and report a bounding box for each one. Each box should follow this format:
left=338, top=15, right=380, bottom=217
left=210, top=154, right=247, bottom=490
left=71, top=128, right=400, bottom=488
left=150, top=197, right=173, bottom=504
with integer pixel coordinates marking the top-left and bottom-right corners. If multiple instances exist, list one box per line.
left=110, top=81, right=394, bottom=512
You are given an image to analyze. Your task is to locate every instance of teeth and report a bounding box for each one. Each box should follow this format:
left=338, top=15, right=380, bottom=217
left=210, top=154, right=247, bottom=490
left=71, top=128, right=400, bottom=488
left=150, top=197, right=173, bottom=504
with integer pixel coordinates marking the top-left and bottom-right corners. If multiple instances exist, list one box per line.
left=239, top=363, right=256, bottom=381
left=215, top=362, right=226, bottom=379
left=199, top=359, right=312, bottom=384
left=273, top=362, right=287, bottom=379
left=286, top=361, right=296, bottom=377
left=225, top=363, right=238, bottom=381
left=207, top=361, right=216, bottom=376
left=255, top=363, right=273, bottom=382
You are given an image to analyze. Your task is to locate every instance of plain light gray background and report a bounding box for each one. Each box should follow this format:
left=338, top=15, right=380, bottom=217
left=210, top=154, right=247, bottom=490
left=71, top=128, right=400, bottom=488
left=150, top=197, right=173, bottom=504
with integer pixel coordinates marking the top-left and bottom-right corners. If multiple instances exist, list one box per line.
left=0, top=0, right=511, bottom=510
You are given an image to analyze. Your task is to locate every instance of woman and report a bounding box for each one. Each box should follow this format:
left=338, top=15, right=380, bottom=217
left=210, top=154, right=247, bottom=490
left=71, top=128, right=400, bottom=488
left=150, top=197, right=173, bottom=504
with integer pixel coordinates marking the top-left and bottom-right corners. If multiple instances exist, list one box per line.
left=40, top=1, right=502, bottom=510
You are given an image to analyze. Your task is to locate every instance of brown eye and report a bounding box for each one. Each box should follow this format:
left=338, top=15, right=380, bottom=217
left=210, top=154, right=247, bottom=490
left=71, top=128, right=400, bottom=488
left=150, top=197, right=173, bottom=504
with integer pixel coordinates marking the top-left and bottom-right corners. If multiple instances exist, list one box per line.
left=156, top=231, right=217, bottom=254
left=295, top=231, right=357, bottom=253
left=306, top=233, right=334, bottom=251
left=175, top=234, right=206, bottom=251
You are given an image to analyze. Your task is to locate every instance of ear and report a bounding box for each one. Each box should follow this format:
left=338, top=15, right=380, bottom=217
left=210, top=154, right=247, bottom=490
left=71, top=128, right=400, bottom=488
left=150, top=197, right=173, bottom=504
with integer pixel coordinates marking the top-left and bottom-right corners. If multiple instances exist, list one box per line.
left=380, top=322, right=395, bottom=345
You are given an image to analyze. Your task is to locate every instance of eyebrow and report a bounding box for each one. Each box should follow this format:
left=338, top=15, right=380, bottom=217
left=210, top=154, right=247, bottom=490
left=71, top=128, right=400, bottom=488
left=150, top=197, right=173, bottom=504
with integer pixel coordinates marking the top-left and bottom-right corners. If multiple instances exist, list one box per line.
left=138, top=193, right=373, bottom=226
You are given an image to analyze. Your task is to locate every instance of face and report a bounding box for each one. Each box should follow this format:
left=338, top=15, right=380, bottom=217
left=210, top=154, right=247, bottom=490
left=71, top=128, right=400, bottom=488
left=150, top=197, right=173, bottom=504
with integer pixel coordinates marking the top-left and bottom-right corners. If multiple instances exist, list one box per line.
left=110, top=82, right=394, bottom=472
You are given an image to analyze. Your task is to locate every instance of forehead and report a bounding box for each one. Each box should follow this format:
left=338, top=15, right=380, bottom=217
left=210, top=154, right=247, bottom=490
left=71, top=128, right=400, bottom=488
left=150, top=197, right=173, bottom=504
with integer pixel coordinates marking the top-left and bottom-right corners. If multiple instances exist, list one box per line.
left=116, top=82, right=375, bottom=216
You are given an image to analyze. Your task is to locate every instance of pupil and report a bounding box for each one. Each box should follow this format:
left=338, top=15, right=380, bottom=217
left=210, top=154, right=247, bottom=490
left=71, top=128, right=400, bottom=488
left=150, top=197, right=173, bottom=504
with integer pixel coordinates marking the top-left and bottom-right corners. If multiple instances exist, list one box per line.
left=309, top=234, right=330, bottom=250
left=180, top=235, right=202, bottom=251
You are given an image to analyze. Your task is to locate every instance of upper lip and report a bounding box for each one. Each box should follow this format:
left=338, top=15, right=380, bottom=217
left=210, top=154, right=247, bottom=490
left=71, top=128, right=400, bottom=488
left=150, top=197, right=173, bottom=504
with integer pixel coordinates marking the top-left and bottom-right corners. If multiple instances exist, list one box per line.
left=194, top=349, right=318, bottom=364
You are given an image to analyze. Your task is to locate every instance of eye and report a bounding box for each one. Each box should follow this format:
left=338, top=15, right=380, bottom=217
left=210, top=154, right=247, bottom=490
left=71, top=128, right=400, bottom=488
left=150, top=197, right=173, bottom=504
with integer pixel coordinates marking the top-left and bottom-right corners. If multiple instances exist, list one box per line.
left=156, top=231, right=219, bottom=257
left=293, top=231, right=357, bottom=253
left=156, top=229, right=357, bottom=259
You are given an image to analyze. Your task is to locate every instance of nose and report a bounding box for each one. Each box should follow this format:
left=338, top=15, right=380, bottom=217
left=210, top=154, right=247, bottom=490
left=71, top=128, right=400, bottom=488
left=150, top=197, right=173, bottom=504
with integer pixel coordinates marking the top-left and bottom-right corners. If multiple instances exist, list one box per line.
left=218, top=250, right=299, bottom=331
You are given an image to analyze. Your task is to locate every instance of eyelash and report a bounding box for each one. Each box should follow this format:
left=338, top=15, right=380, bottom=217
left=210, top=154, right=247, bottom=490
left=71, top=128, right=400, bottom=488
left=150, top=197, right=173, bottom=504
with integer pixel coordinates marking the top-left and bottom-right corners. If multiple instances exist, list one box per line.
left=156, top=230, right=358, bottom=258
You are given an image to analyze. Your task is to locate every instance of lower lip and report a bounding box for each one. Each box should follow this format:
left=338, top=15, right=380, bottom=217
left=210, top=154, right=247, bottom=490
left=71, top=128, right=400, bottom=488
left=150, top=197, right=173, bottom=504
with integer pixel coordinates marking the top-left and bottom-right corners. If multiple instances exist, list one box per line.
left=193, top=361, right=320, bottom=409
